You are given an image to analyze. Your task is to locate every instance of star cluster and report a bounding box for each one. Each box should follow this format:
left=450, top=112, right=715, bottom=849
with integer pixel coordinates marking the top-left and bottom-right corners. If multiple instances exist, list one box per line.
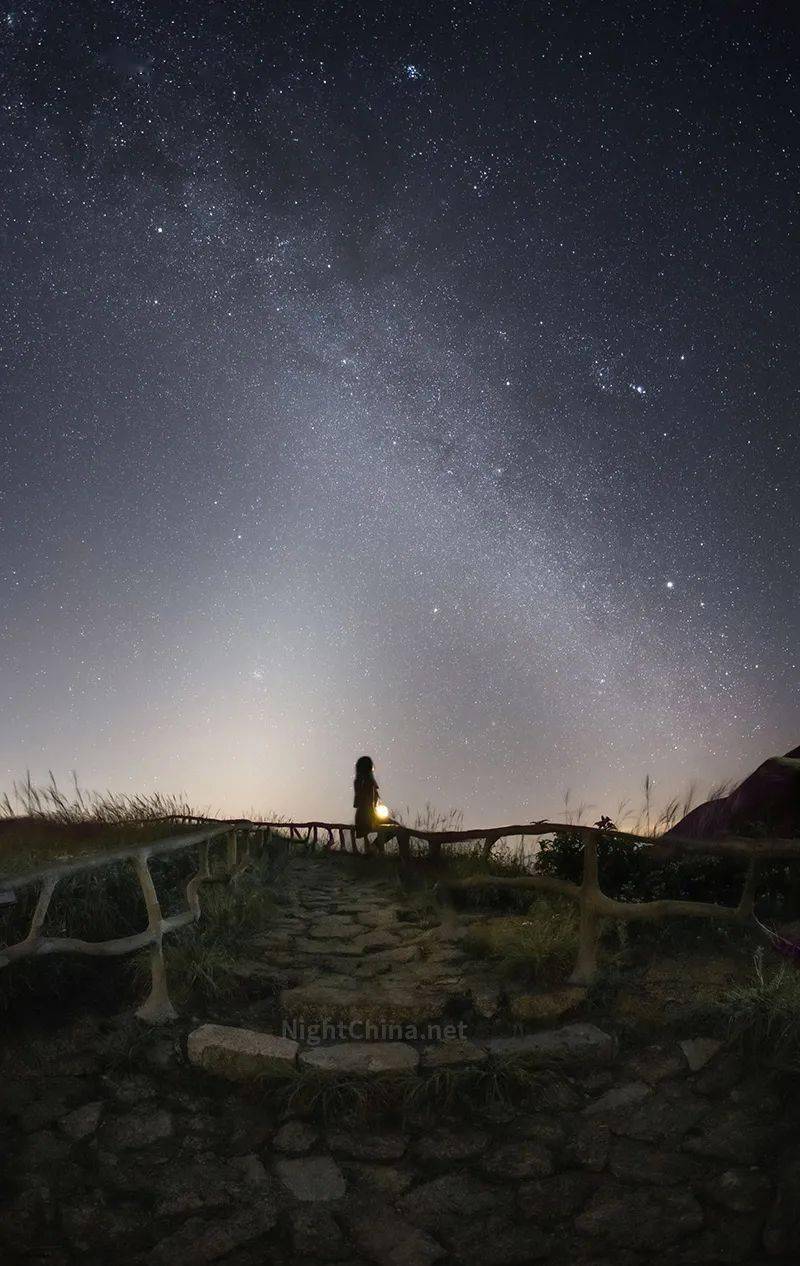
left=1, top=2, right=797, bottom=822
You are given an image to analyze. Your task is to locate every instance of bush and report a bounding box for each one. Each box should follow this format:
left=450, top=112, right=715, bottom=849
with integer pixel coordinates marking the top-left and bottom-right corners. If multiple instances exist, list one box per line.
left=533, top=829, right=792, bottom=911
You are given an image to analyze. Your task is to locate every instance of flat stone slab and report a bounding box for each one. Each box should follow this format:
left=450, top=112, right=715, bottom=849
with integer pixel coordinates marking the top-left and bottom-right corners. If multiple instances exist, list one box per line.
left=187, top=1024, right=298, bottom=1080
left=680, top=1037, right=722, bottom=1072
left=274, top=1155, right=346, bottom=1202
left=420, top=1040, right=488, bottom=1069
left=583, top=1081, right=652, bottom=1118
left=60, top=1100, right=103, bottom=1140
left=484, top=1023, right=615, bottom=1064
left=299, top=1042, right=419, bottom=1075
left=510, top=986, right=587, bottom=1022
left=294, top=937, right=364, bottom=956
left=309, top=919, right=362, bottom=939
left=345, top=1204, right=445, bottom=1266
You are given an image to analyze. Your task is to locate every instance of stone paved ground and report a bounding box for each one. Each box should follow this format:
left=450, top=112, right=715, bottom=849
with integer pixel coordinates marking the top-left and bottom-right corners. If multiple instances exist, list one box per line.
left=232, top=854, right=516, bottom=1036
left=2, top=852, right=800, bottom=1265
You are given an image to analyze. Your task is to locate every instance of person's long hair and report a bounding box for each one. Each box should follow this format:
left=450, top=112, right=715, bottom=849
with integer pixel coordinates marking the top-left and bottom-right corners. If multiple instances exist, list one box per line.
left=354, top=755, right=374, bottom=785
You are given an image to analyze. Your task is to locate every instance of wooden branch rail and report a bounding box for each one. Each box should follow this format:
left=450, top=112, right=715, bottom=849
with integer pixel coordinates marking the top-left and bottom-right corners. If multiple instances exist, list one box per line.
left=218, top=816, right=798, bottom=983
left=4, top=812, right=797, bottom=1010
left=0, top=823, right=280, bottom=1023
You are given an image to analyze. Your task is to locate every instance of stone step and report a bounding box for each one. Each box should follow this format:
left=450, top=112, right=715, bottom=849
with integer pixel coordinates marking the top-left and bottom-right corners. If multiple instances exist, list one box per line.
left=186, top=1021, right=617, bottom=1084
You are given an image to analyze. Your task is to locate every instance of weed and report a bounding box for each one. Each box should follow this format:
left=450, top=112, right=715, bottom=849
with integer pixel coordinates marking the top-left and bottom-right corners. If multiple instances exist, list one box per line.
left=464, top=897, right=580, bottom=982
left=703, top=948, right=800, bottom=1071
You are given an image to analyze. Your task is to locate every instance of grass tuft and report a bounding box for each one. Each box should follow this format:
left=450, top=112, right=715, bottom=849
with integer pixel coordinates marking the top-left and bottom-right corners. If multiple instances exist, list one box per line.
left=464, top=896, right=580, bottom=982
left=703, top=948, right=800, bottom=1071
left=269, top=1056, right=572, bottom=1125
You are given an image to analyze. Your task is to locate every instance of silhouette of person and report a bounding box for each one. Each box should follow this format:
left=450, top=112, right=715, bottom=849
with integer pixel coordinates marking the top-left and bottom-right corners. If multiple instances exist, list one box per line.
left=353, top=754, right=380, bottom=844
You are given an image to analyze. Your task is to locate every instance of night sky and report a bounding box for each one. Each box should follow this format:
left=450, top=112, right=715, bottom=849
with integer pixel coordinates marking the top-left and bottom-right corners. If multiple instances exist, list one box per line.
left=1, top=2, right=798, bottom=825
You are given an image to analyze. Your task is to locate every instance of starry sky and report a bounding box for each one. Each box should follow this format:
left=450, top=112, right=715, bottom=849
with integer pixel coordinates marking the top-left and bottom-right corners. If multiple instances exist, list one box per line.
left=1, top=1, right=798, bottom=825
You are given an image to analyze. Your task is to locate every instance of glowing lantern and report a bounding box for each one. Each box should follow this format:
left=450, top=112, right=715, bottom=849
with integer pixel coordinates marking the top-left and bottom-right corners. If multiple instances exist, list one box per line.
left=375, top=802, right=390, bottom=821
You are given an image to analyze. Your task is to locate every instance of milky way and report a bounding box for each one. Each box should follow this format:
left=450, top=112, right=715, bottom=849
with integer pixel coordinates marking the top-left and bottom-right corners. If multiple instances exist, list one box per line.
left=1, top=2, right=798, bottom=824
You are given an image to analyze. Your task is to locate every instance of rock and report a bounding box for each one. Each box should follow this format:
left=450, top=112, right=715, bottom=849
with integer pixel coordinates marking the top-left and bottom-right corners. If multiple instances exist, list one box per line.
left=481, top=1140, right=554, bottom=1180
left=703, top=1166, right=771, bottom=1214
left=151, top=1203, right=277, bottom=1265
left=19, top=1129, right=72, bottom=1170
left=509, top=1113, right=566, bottom=1149
left=328, top=1130, right=408, bottom=1161
left=18, top=1088, right=82, bottom=1133
left=0, top=1184, right=58, bottom=1254
left=612, top=1085, right=708, bottom=1143
left=576, top=1067, right=615, bottom=1095
left=0, top=1077, right=35, bottom=1119
left=575, top=1184, right=704, bottom=1250
left=100, top=1107, right=173, bottom=1151
left=484, top=1023, right=615, bottom=1065
left=680, top=1038, right=722, bottom=1072
left=289, top=1205, right=348, bottom=1259
left=683, top=1105, right=784, bottom=1164
left=413, top=1128, right=489, bottom=1166
left=274, top=1155, right=347, bottom=1201
left=299, top=1042, right=419, bottom=1075
left=763, top=1151, right=800, bottom=1255
left=309, top=918, right=362, bottom=939
left=518, top=1172, right=597, bottom=1222
left=583, top=1082, right=651, bottom=1118
left=353, top=929, right=401, bottom=951
left=471, top=985, right=501, bottom=1019
left=447, top=1214, right=551, bottom=1264
left=273, top=1119, right=318, bottom=1155
left=420, top=1039, right=488, bottom=1069
left=345, top=1203, right=446, bottom=1266
left=350, top=958, right=393, bottom=979
left=154, top=1152, right=268, bottom=1217
left=59, top=1101, right=103, bottom=1141
left=371, top=945, right=422, bottom=964
left=356, top=907, right=398, bottom=927
left=61, top=1196, right=146, bottom=1253
left=561, top=1120, right=610, bottom=1171
left=664, top=743, right=800, bottom=840
left=624, top=1044, right=687, bottom=1086
left=295, top=938, right=364, bottom=956
left=692, top=1050, right=745, bottom=1096
left=187, top=1024, right=298, bottom=1080
left=146, top=1037, right=179, bottom=1070
left=342, top=1162, right=417, bottom=1198
left=609, top=1139, right=707, bottom=1186
left=675, top=1208, right=762, bottom=1264
left=510, top=987, right=587, bottom=1022
left=100, top=1072, right=158, bottom=1104
left=225, top=1111, right=275, bottom=1156
left=399, top=1172, right=512, bottom=1234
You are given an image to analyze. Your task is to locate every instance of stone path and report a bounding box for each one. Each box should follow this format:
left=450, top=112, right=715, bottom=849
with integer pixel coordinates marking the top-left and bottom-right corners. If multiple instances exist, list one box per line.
left=231, top=854, right=512, bottom=1038
left=2, top=853, right=800, bottom=1265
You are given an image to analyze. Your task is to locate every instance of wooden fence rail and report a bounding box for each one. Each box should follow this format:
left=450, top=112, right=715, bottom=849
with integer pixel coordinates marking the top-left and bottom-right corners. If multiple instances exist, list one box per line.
left=0, top=823, right=282, bottom=1022
left=3, top=814, right=799, bottom=1011
left=153, top=814, right=800, bottom=983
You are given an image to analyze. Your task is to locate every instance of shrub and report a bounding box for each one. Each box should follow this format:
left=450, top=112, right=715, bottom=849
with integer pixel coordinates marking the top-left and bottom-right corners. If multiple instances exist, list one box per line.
left=533, top=829, right=786, bottom=910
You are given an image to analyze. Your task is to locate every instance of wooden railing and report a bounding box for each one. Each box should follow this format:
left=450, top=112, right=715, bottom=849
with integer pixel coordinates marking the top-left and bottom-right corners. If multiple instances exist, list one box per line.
left=3, top=813, right=797, bottom=1011
left=0, top=822, right=280, bottom=1022
left=232, top=816, right=799, bottom=983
